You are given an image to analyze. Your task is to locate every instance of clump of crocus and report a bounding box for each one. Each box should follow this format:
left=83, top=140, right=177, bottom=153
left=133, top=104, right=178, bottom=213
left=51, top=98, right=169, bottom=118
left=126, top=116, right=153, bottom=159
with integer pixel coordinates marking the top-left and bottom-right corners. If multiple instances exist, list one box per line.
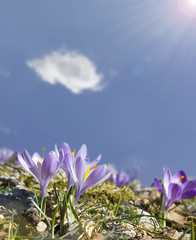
left=154, top=168, right=196, bottom=226
left=59, top=143, right=111, bottom=207
left=17, top=148, right=64, bottom=200
left=110, top=171, right=130, bottom=187
left=0, top=147, right=14, bottom=165
left=110, top=168, right=139, bottom=188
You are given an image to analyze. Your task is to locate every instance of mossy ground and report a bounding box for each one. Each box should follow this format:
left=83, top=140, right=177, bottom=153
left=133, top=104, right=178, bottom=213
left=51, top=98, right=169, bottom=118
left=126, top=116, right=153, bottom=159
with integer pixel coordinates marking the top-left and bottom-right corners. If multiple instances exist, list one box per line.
left=0, top=163, right=195, bottom=239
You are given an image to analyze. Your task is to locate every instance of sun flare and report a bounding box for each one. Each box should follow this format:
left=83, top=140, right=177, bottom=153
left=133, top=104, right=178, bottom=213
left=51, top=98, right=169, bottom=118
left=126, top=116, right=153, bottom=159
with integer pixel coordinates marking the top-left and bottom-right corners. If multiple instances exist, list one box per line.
left=189, top=0, right=196, bottom=5
left=178, top=0, right=196, bottom=18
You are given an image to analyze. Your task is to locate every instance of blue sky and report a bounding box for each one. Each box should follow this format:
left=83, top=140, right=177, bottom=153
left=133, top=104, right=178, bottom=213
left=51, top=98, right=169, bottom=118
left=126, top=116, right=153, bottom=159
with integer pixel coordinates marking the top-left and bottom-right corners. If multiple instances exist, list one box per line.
left=1, top=0, right=196, bottom=185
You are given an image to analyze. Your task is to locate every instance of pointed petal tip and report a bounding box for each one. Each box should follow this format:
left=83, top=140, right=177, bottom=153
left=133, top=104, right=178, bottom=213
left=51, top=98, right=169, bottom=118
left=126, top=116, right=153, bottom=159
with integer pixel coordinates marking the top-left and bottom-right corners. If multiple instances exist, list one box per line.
left=154, top=178, right=166, bottom=196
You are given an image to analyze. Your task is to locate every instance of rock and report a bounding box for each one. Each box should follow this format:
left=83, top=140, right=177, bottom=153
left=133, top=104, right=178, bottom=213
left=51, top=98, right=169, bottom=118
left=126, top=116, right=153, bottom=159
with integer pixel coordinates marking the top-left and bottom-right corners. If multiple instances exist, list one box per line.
left=22, top=207, right=41, bottom=226
left=0, top=183, right=36, bottom=208
left=36, top=221, right=47, bottom=232
left=122, top=222, right=137, bottom=237
left=136, top=209, right=161, bottom=232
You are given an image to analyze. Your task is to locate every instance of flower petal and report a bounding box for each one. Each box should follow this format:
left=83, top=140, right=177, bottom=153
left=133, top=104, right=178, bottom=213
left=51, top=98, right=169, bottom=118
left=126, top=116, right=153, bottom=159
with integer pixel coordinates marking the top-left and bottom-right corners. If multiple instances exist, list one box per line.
left=17, top=152, right=32, bottom=174
left=17, top=151, right=42, bottom=185
left=110, top=173, right=116, bottom=183
left=116, top=171, right=130, bottom=187
left=61, top=142, right=79, bottom=182
left=0, top=148, right=14, bottom=165
left=74, top=165, right=111, bottom=206
left=88, top=154, right=102, bottom=169
left=61, top=151, right=75, bottom=190
left=62, top=142, right=72, bottom=155
left=164, top=183, right=182, bottom=211
left=182, top=180, right=196, bottom=193
left=154, top=178, right=165, bottom=196
left=62, top=152, right=72, bottom=174
left=166, top=183, right=182, bottom=208
left=41, top=151, right=59, bottom=186
left=181, top=190, right=196, bottom=200
left=80, top=165, right=111, bottom=196
left=172, top=170, right=187, bottom=184
left=163, top=168, right=172, bottom=194
left=32, top=152, right=42, bottom=167
left=74, top=157, right=86, bottom=192
left=54, top=144, right=59, bottom=155
left=40, top=150, right=63, bottom=199
left=23, top=150, right=37, bottom=168
left=75, top=144, right=87, bottom=160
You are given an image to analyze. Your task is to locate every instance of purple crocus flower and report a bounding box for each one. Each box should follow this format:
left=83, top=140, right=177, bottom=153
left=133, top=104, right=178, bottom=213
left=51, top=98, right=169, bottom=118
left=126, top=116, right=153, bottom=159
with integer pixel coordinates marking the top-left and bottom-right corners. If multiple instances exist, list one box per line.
left=110, top=168, right=140, bottom=187
left=58, top=143, right=101, bottom=191
left=127, top=168, right=140, bottom=182
left=17, top=148, right=64, bottom=199
left=110, top=171, right=130, bottom=187
left=0, top=148, right=14, bottom=165
left=56, top=143, right=75, bottom=191
left=154, top=168, right=196, bottom=211
left=72, top=156, right=111, bottom=207
left=59, top=143, right=111, bottom=207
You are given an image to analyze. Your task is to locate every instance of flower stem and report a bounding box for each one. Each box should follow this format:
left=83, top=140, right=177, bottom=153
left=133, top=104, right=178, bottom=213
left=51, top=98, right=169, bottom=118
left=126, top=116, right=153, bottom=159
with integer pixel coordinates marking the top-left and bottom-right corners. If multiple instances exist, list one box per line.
left=71, top=187, right=75, bottom=207
left=40, top=197, right=46, bottom=218
left=159, top=180, right=167, bottom=227
left=162, top=211, right=167, bottom=227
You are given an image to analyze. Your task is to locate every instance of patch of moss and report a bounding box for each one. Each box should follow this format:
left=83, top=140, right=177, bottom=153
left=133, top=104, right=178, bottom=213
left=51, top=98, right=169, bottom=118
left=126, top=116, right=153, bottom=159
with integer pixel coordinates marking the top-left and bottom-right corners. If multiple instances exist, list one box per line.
left=78, top=181, right=135, bottom=210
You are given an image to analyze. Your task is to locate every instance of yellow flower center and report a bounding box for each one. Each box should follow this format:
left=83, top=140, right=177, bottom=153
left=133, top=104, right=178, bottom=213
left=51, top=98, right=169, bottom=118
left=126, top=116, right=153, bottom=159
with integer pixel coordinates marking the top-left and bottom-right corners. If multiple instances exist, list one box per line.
left=84, top=164, right=98, bottom=181
left=177, top=175, right=185, bottom=185
left=72, top=148, right=76, bottom=158
left=40, top=147, right=45, bottom=166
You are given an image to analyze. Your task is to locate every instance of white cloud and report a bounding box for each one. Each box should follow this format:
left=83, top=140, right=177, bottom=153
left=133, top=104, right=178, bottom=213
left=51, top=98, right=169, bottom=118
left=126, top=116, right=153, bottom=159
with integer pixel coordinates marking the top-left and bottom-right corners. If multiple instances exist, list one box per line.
left=26, top=50, right=105, bottom=94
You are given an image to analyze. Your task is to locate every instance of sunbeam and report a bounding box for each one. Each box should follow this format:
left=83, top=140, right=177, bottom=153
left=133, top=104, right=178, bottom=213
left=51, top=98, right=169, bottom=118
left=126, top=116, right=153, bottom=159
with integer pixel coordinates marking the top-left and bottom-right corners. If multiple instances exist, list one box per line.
left=178, top=0, right=196, bottom=18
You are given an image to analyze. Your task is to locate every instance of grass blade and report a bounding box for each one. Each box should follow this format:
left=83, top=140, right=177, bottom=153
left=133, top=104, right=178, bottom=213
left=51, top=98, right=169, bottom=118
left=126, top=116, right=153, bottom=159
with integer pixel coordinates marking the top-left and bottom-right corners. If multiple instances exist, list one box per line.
left=69, top=202, right=90, bottom=240
left=191, top=217, right=195, bottom=240
left=51, top=202, right=59, bottom=238
left=114, top=194, right=121, bottom=217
